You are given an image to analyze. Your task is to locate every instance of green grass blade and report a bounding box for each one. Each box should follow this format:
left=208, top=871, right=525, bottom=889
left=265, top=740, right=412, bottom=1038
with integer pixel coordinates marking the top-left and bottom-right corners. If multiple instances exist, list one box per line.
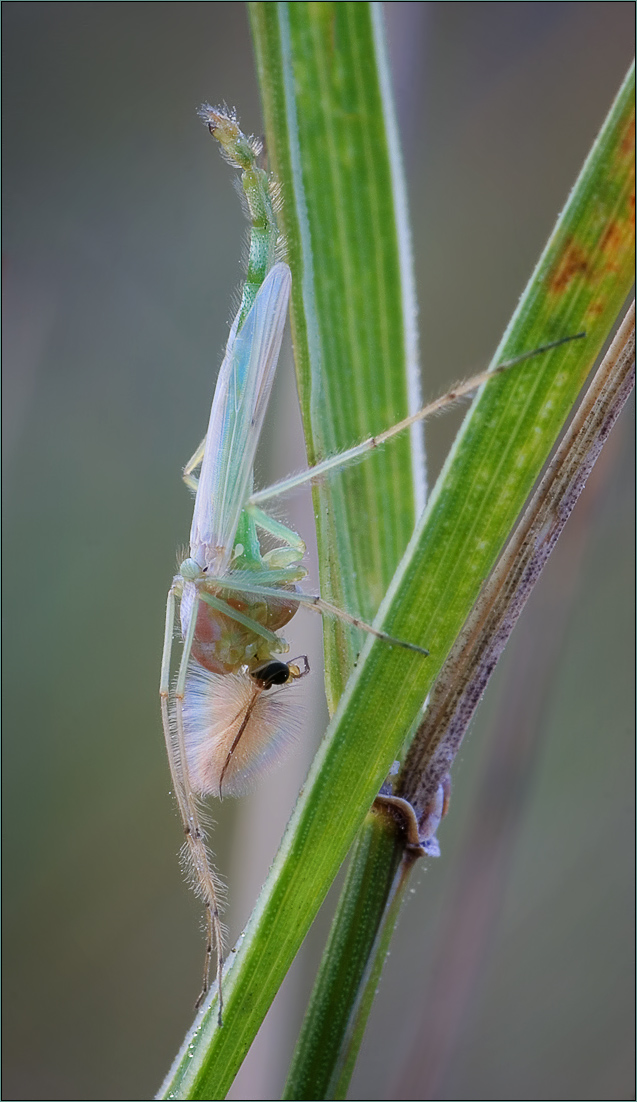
left=251, top=0, right=423, bottom=706
left=157, top=13, right=634, bottom=1095
left=283, top=805, right=413, bottom=1100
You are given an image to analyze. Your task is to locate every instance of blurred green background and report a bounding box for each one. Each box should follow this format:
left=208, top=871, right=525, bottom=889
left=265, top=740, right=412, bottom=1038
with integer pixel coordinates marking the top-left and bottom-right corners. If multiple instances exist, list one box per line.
left=3, top=4, right=633, bottom=1100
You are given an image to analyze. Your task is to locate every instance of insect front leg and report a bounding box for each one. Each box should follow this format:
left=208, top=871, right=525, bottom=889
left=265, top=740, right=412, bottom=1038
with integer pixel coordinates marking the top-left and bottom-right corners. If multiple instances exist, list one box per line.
left=160, top=583, right=226, bottom=1022
left=160, top=584, right=196, bottom=832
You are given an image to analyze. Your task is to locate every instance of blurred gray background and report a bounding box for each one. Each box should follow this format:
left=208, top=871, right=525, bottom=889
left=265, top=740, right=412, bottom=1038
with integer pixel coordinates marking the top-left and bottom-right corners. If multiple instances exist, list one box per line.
left=3, top=4, right=634, bottom=1100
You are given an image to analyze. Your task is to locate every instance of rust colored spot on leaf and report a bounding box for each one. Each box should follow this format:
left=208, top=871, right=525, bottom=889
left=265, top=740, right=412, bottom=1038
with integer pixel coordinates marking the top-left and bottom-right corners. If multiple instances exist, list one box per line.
left=547, top=237, right=590, bottom=296
left=600, top=220, right=624, bottom=256
left=585, top=300, right=605, bottom=320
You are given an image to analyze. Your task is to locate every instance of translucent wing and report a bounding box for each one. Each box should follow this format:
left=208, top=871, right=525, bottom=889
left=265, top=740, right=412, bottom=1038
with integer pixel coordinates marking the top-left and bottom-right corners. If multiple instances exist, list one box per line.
left=189, top=262, right=292, bottom=574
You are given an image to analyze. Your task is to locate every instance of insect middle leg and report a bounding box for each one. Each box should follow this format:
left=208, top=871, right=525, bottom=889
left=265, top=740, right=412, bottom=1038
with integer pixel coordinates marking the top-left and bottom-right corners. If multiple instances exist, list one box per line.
left=247, top=503, right=307, bottom=570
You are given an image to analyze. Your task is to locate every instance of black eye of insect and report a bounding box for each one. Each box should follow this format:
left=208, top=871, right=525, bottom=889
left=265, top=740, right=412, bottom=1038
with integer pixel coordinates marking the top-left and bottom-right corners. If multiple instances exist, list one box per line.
left=250, top=660, right=293, bottom=689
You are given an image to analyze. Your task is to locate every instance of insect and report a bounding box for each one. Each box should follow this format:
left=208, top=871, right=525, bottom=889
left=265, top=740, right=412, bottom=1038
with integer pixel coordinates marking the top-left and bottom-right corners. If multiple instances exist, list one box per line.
left=159, top=107, right=430, bottom=1021
left=159, top=106, right=584, bottom=1021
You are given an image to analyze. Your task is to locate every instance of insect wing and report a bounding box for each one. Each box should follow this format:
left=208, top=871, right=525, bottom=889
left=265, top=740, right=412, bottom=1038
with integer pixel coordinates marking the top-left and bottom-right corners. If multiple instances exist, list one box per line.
left=190, top=262, right=292, bottom=573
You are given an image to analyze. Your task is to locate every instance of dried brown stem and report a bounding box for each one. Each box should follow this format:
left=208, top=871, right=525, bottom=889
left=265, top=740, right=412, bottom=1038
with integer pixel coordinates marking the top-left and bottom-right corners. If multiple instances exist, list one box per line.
left=397, top=301, right=635, bottom=826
